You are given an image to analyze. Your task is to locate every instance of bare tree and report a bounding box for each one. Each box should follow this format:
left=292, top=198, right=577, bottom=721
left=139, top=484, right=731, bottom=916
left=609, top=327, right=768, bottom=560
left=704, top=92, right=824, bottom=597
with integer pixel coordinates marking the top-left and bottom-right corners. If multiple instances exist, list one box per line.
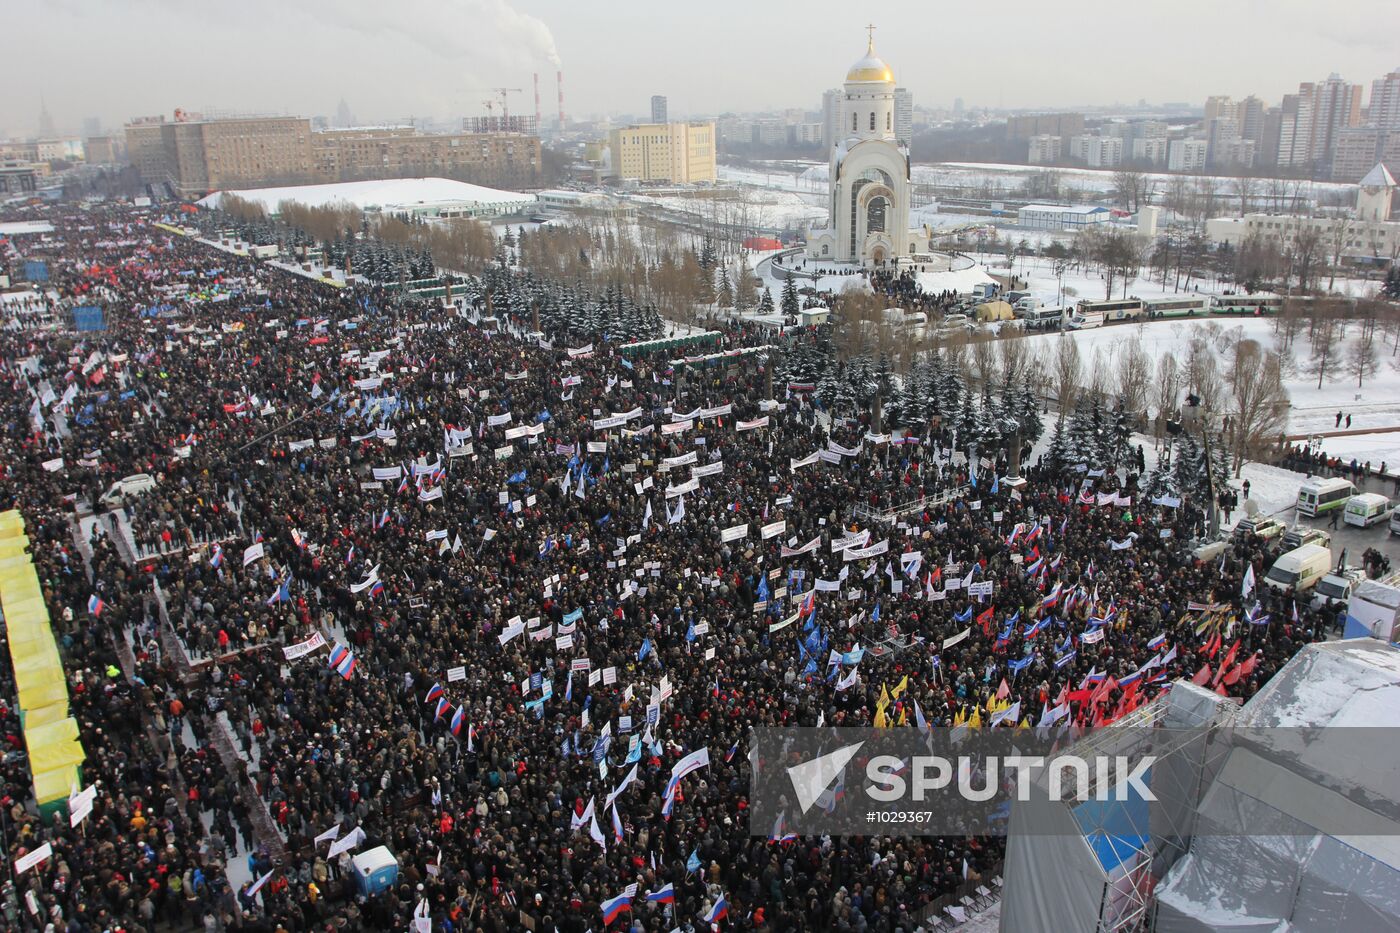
left=1226, top=339, right=1290, bottom=474
left=1153, top=354, right=1181, bottom=445
left=1116, top=334, right=1153, bottom=419
left=1111, top=170, right=1148, bottom=213
left=1307, top=313, right=1340, bottom=389
left=1346, top=324, right=1380, bottom=387
left=1288, top=226, right=1324, bottom=292
left=1230, top=175, right=1258, bottom=217
left=1052, top=336, right=1082, bottom=420
left=1325, top=216, right=1354, bottom=291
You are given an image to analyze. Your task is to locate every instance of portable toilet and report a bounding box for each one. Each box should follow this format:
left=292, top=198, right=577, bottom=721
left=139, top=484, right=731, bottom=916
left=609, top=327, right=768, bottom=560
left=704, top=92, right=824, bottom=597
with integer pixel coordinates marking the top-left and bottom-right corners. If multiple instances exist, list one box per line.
left=351, top=846, right=398, bottom=897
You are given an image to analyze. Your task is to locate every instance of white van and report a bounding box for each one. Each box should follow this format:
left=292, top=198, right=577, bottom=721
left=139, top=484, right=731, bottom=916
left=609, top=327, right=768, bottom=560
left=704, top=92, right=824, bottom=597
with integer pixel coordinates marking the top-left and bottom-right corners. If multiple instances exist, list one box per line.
left=98, top=473, right=157, bottom=508
left=1344, top=493, right=1391, bottom=528
left=1295, top=478, right=1356, bottom=518
left=1065, top=310, right=1104, bottom=330
left=1264, top=544, right=1332, bottom=593
left=1391, top=507, right=1400, bottom=537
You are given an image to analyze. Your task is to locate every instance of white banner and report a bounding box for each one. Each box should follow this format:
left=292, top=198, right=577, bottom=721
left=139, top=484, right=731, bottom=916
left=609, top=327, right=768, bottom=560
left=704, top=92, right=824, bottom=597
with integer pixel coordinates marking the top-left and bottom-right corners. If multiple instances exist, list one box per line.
left=372, top=466, right=403, bottom=481
left=283, top=631, right=326, bottom=660
left=663, top=451, right=698, bottom=467
left=761, top=520, right=787, bottom=540
left=781, top=537, right=821, bottom=558
left=661, top=419, right=692, bottom=435
left=692, top=461, right=723, bottom=478
left=720, top=523, right=749, bottom=543
left=736, top=416, right=769, bottom=432
left=790, top=452, right=820, bottom=470
left=942, top=627, right=971, bottom=649
left=843, top=539, right=889, bottom=562
left=665, top=477, right=700, bottom=498
left=242, top=542, right=265, bottom=566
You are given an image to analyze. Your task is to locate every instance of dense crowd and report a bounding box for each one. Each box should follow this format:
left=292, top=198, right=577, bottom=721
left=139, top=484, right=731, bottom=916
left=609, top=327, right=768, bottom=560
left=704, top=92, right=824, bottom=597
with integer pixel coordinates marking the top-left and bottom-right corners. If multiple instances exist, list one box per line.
left=0, top=202, right=1334, bottom=932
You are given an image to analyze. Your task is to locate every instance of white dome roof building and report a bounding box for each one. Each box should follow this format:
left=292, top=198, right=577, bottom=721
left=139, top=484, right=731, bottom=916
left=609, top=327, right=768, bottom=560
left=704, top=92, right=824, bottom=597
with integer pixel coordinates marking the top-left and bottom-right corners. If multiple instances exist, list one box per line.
left=806, top=30, right=928, bottom=267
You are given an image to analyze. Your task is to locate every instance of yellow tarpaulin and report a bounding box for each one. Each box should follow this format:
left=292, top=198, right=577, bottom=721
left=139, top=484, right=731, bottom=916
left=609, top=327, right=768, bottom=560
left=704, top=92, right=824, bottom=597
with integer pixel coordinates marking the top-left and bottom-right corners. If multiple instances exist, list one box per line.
left=17, top=680, right=68, bottom=713
left=33, top=764, right=80, bottom=807
left=26, top=718, right=84, bottom=773
left=23, top=702, right=70, bottom=728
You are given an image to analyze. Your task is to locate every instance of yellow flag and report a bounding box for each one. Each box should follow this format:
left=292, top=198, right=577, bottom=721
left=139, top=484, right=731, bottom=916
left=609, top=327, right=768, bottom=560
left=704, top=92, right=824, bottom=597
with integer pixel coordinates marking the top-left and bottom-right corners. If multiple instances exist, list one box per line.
left=897, top=706, right=909, bottom=727
left=891, top=675, right=908, bottom=699
left=874, top=708, right=888, bottom=729
left=953, top=708, right=966, bottom=727
left=969, top=708, right=982, bottom=729
left=877, top=684, right=891, bottom=711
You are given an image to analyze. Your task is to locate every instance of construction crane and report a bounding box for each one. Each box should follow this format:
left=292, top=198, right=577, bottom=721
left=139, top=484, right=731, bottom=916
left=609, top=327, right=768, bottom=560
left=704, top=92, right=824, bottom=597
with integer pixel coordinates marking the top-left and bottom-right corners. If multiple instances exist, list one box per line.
left=464, top=87, right=522, bottom=122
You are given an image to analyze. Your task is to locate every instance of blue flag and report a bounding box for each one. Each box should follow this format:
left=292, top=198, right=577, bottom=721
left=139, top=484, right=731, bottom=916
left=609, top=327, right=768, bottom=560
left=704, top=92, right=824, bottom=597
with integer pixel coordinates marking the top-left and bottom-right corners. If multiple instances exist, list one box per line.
left=687, top=849, right=702, bottom=873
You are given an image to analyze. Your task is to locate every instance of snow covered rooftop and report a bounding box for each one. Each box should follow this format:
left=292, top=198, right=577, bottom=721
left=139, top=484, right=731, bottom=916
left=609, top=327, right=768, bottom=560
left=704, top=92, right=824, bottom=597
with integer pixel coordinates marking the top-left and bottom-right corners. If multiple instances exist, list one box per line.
left=1360, top=163, right=1396, bottom=188
left=197, top=177, right=534, bottom=213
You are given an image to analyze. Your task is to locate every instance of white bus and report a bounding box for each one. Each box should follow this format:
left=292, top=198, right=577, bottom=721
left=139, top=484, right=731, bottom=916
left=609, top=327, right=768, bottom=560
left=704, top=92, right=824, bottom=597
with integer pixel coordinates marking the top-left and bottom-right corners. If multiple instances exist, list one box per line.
left=1077, top=298, right=1143, bottom=322
left=1142, top=296, right=1210, bottom=318
left=1296, top=477, right=1357, bottom=517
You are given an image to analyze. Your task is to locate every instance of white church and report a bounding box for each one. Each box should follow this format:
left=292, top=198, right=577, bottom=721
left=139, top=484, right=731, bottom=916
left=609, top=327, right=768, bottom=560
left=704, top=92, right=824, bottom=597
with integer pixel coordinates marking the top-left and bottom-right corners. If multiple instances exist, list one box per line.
left=806, top=32, right=932, bottom=267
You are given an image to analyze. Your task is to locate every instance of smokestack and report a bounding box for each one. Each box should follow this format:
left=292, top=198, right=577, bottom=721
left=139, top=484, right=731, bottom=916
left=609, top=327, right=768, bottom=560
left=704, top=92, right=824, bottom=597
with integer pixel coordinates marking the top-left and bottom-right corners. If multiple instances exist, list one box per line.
left=533, top=73, right=541, bottom=132
left=557, top=70, right=565, bottom=128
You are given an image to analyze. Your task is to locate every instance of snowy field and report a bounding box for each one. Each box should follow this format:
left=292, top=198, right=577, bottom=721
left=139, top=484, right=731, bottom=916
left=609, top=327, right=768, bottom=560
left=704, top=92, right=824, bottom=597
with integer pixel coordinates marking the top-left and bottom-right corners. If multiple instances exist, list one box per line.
left=1015, top=316, right=1400, bottom=466
left=625, top=187, right=827, bottom=231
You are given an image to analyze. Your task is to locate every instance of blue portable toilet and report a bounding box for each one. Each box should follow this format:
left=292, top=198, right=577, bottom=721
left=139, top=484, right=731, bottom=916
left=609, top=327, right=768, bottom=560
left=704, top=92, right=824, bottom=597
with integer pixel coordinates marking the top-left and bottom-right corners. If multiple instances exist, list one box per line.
left=351, top=846, right=398, bottom=897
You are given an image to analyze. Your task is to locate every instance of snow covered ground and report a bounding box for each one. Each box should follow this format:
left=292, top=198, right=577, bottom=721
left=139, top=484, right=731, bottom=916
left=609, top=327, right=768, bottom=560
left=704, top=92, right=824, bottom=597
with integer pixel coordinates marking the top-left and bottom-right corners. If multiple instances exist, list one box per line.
left=1018, top=316, right=1400, bottom=469
left=626, top=187, right=827, bottom=232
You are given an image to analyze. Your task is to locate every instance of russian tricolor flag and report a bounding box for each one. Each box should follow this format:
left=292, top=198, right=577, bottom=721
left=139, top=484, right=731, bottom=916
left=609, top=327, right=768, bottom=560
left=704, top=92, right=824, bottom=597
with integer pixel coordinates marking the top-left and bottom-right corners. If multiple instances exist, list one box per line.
left=1147, top=633, right=1167, bottom=651
left=210, top=544, right=223, bottom=569
left=424, top=683, right=444, bottom=705
left=646, top=883, right=675, bottom=905
left=450, top=705, right=466, bottom=736
left=601, top=889, right=633, bottom=925
left=368, top=580, right=384, bottom=598
left=701, top=894, right=729, bottom=923
left=328, top=644, right=355, bottom=679
left=434, top=698, right=451, bottom=721
left=87, top=594, right=105, bottom=617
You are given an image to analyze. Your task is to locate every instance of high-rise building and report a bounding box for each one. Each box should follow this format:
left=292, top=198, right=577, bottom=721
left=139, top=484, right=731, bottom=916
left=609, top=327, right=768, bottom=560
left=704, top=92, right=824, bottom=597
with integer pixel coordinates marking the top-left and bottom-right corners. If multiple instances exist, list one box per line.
left=1167, top=138, right=1208, bottom=172
left=1206, top=116, right=1240, bottom=166
left=1204, top=95, right=1238, bottom=123
left=1084, top=136, right=1123, bottom=168
left=1237, top=95, right=1267, bottom=143
left=821, top=88, right=843, bottom=153
left=1269, top=92, right=1314, bottom=168
left=314, top=128, right=541, bottom=187
left=608, top=122, right=716, bottom=183
left=1307, top=74, right=1363, bottom=174
left=1370, top=69, right=1400, bottom=132
left=124, top=113, right=315, bottom=196
left=1006, top=113, right=1085, bottom=140
left=1027, top=135, right=1062, bottom=164
left=953, top=97, right=965, bottom=118
left=38, top=99, right=54, bottom=138
left=650, top=95, right=668, bottom=124
left=893, top=87, right=913, bottom=147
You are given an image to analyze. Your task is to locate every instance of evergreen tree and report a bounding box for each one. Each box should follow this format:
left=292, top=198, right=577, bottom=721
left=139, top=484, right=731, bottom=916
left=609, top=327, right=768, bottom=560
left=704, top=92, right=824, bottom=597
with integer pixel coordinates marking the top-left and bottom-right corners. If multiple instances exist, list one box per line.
left=1166, top=429, right=1229, bottom=507
left=717, top=268, right=734, bottom=311
left=1384, top=265, right=1400, bottom=301
left=758, top=287, right=775, bottom=315
left=699, top=236, right=717, bottom=272
left=781, top=274, right=800, bottom=316
left=1041, top=417, right=1073, bottom=473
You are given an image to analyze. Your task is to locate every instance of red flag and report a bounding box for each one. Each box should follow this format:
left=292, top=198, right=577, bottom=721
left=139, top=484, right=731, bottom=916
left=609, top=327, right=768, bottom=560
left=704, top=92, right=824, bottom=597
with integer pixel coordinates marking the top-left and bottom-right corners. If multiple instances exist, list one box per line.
left=1213, top=640, right=1241, bottom=686
left=1191, top=664, right=1212, bottom=686
left=1065, top=688, right=1093, bottom=706
left=976, top=606, right=995, bottom=635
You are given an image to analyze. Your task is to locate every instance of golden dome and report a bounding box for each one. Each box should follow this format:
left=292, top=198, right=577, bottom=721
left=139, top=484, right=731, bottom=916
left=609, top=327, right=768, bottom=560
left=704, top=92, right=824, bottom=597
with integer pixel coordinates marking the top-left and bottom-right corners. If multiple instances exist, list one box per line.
left=846, top=38, right=893, bottom=83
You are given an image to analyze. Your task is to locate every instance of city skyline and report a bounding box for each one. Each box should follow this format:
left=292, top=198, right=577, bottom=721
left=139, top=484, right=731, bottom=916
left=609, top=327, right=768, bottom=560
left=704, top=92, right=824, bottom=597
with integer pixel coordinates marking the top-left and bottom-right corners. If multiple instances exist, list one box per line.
left=8, top=0, right=1400, bottom=135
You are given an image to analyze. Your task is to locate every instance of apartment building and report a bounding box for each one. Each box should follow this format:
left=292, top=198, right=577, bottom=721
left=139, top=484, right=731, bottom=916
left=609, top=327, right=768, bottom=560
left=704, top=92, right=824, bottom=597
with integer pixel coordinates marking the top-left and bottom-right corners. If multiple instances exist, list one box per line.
left=608, top=122, right=716, bottom=184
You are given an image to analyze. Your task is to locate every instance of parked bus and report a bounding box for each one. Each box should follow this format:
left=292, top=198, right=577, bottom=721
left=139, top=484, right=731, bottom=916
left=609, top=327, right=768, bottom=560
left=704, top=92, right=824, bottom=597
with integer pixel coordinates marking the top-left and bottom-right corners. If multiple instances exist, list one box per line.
left=1142, top=296, right=1210, bottom=318
left=1077, top=298, right=1144, bottom=322
left=1212, top=294, right=1284, bottom=315
left=1296, top=477, right=1357, bottom=517
left=1023, top=307, right=1066, bottom=331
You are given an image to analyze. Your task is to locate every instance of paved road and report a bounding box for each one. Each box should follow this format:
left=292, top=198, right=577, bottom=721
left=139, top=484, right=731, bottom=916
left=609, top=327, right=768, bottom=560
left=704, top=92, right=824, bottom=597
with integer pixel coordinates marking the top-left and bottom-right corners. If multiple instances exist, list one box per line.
left=1249, top=466, right=1400, bottom=567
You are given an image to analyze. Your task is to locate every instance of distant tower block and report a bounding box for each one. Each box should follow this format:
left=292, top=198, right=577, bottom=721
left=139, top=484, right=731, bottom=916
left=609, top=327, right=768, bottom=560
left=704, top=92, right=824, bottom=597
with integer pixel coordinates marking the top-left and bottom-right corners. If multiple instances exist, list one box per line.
left=557, top=71, right=565, bottom=127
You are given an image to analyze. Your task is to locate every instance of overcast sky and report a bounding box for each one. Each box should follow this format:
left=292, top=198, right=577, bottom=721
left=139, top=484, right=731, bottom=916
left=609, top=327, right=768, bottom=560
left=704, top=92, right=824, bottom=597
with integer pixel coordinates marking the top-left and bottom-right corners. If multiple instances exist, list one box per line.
left=8, top=0, right=1399, bottom=136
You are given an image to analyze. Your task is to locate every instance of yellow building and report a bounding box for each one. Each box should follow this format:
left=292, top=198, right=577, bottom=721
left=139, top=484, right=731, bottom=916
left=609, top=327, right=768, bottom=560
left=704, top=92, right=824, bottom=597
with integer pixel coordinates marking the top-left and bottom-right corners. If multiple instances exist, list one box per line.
left=608, top=122, right=716, bottom=184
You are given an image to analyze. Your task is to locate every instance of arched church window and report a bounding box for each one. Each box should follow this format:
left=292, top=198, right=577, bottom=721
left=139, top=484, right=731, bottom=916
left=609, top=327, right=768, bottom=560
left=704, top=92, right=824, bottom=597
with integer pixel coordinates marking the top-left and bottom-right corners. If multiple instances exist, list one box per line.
left=869, top=112, right=875, bottom=131
left=867, top=196, right=887, bottom=234
left=857, top=167, right=894, bottom=189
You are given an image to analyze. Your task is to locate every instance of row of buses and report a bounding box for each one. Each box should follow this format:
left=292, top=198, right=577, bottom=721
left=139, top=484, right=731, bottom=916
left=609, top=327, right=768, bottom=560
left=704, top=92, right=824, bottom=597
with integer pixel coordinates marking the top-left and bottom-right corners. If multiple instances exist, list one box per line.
left=1059, top=294, right=1296, bottom=329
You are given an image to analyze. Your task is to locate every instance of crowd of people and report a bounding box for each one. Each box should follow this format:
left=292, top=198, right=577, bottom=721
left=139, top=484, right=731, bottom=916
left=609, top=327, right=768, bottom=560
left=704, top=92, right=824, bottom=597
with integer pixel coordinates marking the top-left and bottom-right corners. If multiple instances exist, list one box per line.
left=0, top=201, right=1337, bottom=932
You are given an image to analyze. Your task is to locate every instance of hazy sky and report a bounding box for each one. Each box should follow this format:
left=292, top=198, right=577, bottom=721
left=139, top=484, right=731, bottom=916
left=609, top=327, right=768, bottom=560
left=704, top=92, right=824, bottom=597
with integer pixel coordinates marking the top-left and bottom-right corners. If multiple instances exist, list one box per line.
left=9, top=0, right=1400, bottom=135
